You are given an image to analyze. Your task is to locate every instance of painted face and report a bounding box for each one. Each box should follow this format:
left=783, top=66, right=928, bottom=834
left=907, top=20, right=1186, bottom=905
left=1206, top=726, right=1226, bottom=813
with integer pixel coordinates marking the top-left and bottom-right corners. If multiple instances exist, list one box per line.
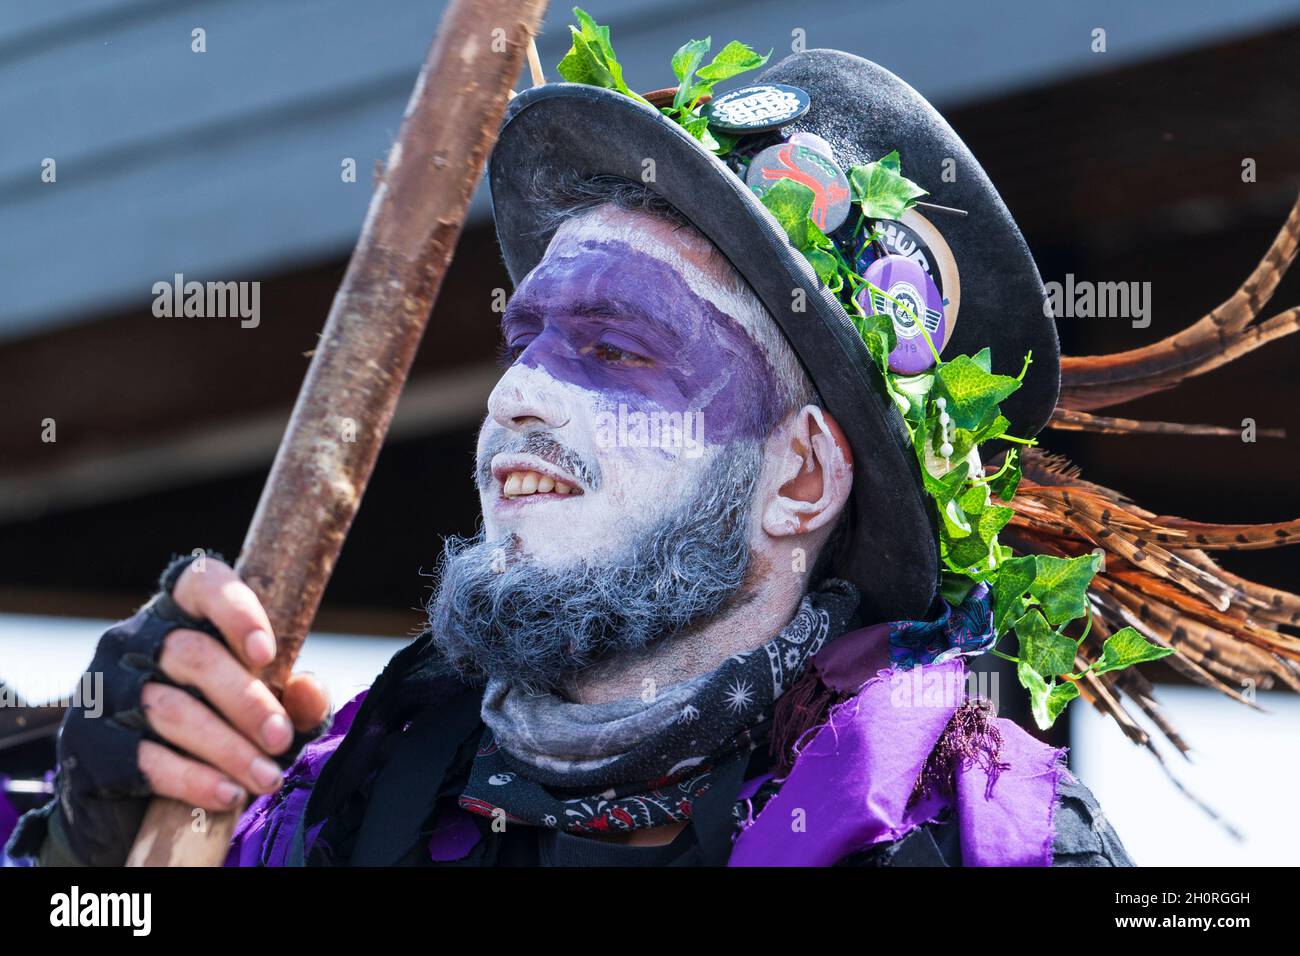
left=477, top=205, right=783, bottom=567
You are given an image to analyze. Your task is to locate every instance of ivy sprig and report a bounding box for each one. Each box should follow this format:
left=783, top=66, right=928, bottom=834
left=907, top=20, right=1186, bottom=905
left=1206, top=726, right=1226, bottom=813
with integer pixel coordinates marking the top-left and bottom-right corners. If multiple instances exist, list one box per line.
left=557, top=9, right=769, bottom=157
left=757, top=154, right=1172, bottom=728
left=667, top=36, right=771, bottom=156
left=556, top=8, right=652, bottom=107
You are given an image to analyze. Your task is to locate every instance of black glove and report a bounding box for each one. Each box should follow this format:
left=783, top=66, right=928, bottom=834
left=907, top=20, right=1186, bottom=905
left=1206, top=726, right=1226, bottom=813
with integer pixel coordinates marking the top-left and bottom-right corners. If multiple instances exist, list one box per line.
left=5, top=552, right=327, bottom=866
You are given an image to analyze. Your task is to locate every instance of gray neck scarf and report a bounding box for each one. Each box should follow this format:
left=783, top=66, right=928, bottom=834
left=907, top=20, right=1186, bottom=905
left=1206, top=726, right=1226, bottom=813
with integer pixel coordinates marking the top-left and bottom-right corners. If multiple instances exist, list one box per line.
left=473, top=580, right=859, bottom=797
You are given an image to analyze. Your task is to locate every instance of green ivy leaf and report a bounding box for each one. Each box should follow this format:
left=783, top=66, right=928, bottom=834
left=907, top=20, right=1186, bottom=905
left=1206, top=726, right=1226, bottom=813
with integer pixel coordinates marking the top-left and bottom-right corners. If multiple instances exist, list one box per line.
left=934, top=350, right=1023, bottom=431
left=1015, top=609, right=1078, bottom=678
left=1030, top=553, right=1101, bottom=626
left=710, top=130, right=739, bottom=157
left=695, top=39, right=770, bottom=81
left=940, top=572, right=978, bottom=606
left=851, top=309, right=896, bottom=376
left=848, top=150, right=928, bottom=221
left=1017, top=661, right=1050, bottom=729
left=806, top=247, right=838, bottom=285
left=758, top=180, right=840, bottom=284
left=914, top=423, right=969, bottom=513
left=557, top=31, right=616, bottom=88
left=1093, top=626, right=1175, bottom=675
left=991, top=554, right=1037, bottom=635
left=945, top=498, right=1014, bottom=570
left=1045, top=680, right=1080, bottom=726
left=1017, top=662, right=1080, bottom=731
left=558, top=9, right=649, bottom=105
left=891, top=372, right=935, bottom=427
left=670, top=37, right=768, bottom=116
left=758, top=179, right=815, bottom=249
left=988, top=450, right=1022, bottom=502
left=670, top=38, right=711, bottom=105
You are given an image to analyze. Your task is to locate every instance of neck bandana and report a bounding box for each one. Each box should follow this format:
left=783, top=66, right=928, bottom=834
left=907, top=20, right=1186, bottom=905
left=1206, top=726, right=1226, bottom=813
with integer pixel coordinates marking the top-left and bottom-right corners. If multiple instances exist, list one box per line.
left=458, top=580, right=859, bottom=834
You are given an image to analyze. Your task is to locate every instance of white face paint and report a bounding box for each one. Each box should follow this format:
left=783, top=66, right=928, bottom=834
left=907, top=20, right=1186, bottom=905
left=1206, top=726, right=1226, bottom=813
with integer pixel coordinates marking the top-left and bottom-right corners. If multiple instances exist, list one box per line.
left=478, top=363, right=727, bottom=566
left=479, top=207, right=779, bottom=569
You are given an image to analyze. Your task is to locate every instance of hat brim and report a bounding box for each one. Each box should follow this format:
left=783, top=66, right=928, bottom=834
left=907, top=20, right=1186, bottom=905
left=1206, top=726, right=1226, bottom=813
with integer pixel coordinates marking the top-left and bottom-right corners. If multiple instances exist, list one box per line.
left=488, top=82, right=938, bottom=621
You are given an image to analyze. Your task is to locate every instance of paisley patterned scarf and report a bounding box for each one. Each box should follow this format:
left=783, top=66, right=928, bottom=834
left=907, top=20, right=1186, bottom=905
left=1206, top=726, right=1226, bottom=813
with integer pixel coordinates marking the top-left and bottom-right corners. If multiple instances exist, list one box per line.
left=458, top=580, right=859, bottom=834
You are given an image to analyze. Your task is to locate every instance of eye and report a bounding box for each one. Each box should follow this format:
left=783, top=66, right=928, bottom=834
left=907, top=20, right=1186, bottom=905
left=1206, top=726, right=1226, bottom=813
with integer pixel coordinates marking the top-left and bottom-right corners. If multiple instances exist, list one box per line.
left=593, top=343, right=634, bottom=363
left=584, top=336, right=652, bottom=366
left=495, top=337, right=534, bottom=369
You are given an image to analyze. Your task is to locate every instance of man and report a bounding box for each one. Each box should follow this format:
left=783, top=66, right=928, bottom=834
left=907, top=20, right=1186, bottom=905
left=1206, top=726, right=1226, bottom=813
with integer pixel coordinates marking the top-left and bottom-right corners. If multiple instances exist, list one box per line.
left=8, top=44, right=1133, bottom=867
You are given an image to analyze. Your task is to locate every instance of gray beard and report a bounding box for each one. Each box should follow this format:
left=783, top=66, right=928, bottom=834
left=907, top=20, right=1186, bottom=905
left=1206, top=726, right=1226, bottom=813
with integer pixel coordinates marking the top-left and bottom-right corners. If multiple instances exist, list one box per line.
left=427, top=442, right=764, bottom=693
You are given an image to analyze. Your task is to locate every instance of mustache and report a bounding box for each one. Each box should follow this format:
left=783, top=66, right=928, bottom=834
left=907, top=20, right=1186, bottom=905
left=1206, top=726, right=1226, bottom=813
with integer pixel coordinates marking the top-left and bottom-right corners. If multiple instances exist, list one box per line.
left=431, top=439, right=763, bottom=693
left=476, top=429, right=602, bottom=491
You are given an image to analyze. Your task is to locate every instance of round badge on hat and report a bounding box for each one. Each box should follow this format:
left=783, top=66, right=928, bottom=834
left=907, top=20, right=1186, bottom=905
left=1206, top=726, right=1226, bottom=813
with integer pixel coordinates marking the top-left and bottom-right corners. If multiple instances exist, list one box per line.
left=786, top=130, right=836, bottom=161
left=854, top=210, right=961, bottom=360
left=704, top=83, right=811, bottom=133
left=746, top=142, right=852, bottom=232
left=855, top=254, right=948, bottom=374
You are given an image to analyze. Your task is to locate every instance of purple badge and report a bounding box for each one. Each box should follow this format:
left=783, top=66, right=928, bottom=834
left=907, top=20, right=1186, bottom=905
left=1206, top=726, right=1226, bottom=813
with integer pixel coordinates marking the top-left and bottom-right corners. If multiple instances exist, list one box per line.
left=854, top=254, right=947, bottom=374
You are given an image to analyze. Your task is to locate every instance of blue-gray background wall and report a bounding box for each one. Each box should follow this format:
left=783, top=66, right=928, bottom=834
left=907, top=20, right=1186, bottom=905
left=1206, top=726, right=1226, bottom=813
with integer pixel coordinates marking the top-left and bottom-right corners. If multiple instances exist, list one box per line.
left=5, top=0, right=1300, bottom=341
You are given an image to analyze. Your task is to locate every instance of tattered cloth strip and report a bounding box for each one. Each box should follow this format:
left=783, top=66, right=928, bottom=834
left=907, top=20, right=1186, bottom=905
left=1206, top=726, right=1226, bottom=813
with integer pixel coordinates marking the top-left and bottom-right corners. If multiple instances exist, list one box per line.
left=770, top=583, right=994, bottom=773
left=458, top=581, right=859, bottom=833
left=890, top=582, right=996, bottom=667
left=731, top=658, right=1067, bottom=867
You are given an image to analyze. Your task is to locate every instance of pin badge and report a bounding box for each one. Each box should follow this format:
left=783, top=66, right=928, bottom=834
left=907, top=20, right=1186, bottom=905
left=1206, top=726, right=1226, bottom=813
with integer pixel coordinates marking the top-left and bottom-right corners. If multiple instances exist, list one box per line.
left=855, top=255, right=948, bottom=374
left=704, top=83, right=811, bottom=133
left=746, top=142, right=852, bottom=232
left=787, top=130, right=837, bottom=161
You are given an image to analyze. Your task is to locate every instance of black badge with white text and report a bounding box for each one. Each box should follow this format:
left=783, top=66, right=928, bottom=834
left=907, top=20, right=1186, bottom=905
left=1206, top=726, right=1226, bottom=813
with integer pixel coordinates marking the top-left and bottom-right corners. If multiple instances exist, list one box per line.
left=704, top=83, right=811, bottom=133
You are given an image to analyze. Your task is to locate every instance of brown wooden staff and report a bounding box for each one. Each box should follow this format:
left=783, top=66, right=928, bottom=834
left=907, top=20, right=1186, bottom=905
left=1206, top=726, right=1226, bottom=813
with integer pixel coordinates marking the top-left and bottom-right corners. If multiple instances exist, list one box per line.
left=126, top=0, right=551, bottom=866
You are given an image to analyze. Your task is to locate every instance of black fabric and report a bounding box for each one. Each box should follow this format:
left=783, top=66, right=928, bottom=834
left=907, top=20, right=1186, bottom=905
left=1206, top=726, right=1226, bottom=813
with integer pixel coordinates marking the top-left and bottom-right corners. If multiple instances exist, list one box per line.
left=841, top=776, right=1134, bottom=867
left=349, top=691, right=487, bottom=866
left=1049, top=775, right=1136, bottom=867
left=488, top=52, right=1062, bottom=621
left=302, top=630, right=484, bottom=866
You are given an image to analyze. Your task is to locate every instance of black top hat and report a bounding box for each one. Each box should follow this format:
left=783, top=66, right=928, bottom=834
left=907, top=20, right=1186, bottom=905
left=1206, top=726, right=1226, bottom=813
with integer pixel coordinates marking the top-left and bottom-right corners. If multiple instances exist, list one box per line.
left=487, top=49, right=1060, bottom=622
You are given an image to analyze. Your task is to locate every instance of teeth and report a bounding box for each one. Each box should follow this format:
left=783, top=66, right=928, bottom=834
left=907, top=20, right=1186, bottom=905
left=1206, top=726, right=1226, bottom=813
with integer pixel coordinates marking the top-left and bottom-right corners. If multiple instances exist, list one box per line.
left=500, top=470, right=580, bottom=498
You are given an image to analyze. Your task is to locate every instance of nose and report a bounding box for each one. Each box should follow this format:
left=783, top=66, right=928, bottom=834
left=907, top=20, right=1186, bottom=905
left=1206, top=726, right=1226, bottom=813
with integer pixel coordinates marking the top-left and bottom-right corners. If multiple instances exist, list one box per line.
left=487, top=363, right=572, bottom=432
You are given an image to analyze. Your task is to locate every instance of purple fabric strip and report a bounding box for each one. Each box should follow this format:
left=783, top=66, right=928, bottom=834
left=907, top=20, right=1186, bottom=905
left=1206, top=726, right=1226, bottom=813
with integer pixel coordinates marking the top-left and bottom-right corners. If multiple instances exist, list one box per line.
left=225, top=690, right=369, bottom=867
left=0, top=776, right=19, bottom=851
left=957, top=716, right=1066, bottom=866
left=427, top=807, right=483, bottom=862
left=728, top=658, right=1063, bottom=867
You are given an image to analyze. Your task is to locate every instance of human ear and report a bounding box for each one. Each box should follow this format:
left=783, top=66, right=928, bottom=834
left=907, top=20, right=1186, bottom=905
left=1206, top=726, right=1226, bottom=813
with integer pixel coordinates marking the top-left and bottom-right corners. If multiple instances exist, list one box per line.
left=761, top=405, right=854, bottom=537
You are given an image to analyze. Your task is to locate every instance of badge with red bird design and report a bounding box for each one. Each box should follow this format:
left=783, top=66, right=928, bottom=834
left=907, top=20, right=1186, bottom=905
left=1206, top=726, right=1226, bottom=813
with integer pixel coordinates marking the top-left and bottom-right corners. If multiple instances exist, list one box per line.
left=745, top=142, right=852, bottom=232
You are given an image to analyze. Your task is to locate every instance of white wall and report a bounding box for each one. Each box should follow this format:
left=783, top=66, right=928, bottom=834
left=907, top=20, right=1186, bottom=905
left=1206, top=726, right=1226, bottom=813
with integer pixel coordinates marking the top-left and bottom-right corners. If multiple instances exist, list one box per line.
left=1071, top=684, right=1300, bottom=866
left=0, top=612, right=407, bottom=715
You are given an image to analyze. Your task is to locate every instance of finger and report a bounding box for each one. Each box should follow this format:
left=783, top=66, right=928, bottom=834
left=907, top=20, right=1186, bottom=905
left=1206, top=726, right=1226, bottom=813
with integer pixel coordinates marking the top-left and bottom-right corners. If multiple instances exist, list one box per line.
left=172, top=558, right=276, bottom=669
left=138, top=739, right=247, bottom=813
left=142, top=683, right=284, bottom=795
left=282, top=672, right=331, bottom=733
left=159, top=629, right=294, bottom=755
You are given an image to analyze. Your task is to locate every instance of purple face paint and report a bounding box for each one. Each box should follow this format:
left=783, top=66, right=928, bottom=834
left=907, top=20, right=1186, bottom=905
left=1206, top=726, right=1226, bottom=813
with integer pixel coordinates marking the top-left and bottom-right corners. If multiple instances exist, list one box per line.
left=501, top=238, right=782, bottom=444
